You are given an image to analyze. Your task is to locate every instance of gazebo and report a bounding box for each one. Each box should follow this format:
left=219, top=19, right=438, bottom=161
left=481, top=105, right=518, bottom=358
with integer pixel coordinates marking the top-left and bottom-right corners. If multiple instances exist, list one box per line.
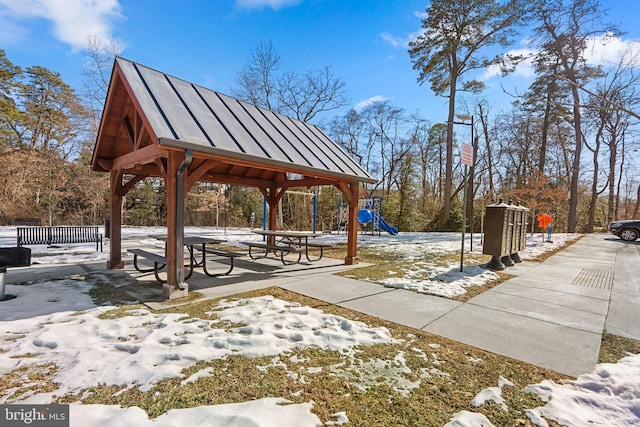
left=91, top=57, right=376, bottom=299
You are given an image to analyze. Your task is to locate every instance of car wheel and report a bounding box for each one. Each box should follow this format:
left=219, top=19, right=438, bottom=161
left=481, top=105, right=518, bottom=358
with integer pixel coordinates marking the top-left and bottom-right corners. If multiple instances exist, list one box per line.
left=620, top=228, right=639, bottom=241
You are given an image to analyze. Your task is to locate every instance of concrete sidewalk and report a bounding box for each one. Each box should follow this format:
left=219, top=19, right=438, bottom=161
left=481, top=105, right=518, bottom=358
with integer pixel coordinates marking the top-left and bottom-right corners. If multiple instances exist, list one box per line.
left=4, top=233, right=638, bottom=377
left=280, top=233, right=639, bottom=377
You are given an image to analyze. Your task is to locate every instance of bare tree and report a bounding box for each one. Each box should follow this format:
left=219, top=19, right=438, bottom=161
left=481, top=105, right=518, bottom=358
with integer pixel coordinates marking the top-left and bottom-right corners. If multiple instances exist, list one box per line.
left=361, top=101, right=408, bottom=196
left=531, top=0, right=620, bottom=232
left=81, top=35, right=124, bottom=132
left=408, top=0, right=531, bottom=226
left=234, top=41, right=349, bottom=123
left=233, top=40, right=280, bottom=113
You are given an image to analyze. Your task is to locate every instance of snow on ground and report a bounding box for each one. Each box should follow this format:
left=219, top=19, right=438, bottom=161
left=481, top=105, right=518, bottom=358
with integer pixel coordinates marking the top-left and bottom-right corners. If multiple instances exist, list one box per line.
left=0, top=226, right=581, bottom=299
left=0, top=282, right=393, bottom=425
left=525, top=353, right=640, bottom=427
left=1, top=226, right=637, bottom=426
left=346, top=230, right=580, bottom=298
left=70, top=398, right=325, bottom=427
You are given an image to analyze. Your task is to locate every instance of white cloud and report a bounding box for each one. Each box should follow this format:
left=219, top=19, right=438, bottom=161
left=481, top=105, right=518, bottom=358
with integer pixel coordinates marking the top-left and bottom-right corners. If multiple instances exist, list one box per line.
left=235, top=0, right=302, bottom=10
left=481, top=34, right=640, bottom=83
left=380, top=32, right=404, bottom=48
left=479, top=47, right=537, bottom=81
left=0, top=0, right=122, bottom=51
left=355, top=95, right=391, bottom=111
left=583, top=32, right=640, bottom=67
left=381, top=29, right=424, bottom=49
left=414, top=10, right=428, bottom=20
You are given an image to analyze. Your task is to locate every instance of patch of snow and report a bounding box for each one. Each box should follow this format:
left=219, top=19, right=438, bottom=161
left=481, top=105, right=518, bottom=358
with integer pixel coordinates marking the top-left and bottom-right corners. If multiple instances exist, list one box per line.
left=70, top=398, right=321, bottom=427
left=525, top=353, right=640, bottom=427
left=471, top=376, right=514, bottom=411
left=444, top=410, right=495, bottom=427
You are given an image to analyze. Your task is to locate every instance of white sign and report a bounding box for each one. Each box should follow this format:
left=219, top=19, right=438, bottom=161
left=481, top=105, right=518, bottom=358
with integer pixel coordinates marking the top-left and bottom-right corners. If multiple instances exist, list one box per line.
left=461, top=143, right=474, bottom=166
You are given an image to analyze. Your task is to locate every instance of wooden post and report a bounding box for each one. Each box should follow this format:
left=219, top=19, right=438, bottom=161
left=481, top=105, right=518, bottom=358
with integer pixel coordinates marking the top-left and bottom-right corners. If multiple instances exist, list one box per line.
left=268, top=188, right=278, bottom=245
left=340, top=181, right=360, bottom=265
left=107, top=170, right=124, bottom=269
left=163, top=150, right=188, bottom=299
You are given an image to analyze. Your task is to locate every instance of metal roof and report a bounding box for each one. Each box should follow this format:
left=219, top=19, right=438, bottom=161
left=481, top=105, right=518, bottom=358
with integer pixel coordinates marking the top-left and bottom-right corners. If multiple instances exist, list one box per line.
left=112, top=57, right=375, bottom=183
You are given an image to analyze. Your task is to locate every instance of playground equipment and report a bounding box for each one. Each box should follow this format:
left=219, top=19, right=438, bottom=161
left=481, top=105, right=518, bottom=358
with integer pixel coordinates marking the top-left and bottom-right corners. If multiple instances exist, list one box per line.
left=336, top=199, right=349, bottom=234
left=262, top=190, right=318, bottom=234
left=357, top=197, right=398, bottom=235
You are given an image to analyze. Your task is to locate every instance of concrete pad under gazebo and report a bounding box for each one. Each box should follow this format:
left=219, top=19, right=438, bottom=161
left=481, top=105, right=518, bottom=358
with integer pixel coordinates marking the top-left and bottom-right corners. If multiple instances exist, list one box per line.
left=91, top=57, right=376, bottom=300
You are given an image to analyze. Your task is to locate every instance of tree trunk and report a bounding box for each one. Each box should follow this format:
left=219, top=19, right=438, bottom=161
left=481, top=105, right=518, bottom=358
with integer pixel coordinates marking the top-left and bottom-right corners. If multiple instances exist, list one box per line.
left=586, top=137, right=600, bottom=233
left=444, top=73, right=458, bottom=225
left=607, top=138, right=617, bottom=222
left=539, top=86, right=552, bottom=174
left=478, top=104, right=495, bottom=200
left=567, top=82, right=583, bottom=233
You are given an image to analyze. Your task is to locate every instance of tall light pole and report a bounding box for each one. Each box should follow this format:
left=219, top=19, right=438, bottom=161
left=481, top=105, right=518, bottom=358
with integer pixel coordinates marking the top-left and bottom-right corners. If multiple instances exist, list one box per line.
left=452, top=114, right=474, bottom=272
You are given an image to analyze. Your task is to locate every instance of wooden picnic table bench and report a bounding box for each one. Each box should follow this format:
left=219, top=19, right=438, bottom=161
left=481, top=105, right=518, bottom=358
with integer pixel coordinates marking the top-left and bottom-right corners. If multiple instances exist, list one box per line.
left=249, top=230, right=335, bottom=262
left=202, top=247, right=244, bottom=276
left=129, top=237, right=241, bottom=282
left=239, top=241, right=303, bottom=265
left=127, top=248, right=196, bottom=283
left=301, top=241, right=334, bottom=261
left=17, top=226, right=103, bottom=252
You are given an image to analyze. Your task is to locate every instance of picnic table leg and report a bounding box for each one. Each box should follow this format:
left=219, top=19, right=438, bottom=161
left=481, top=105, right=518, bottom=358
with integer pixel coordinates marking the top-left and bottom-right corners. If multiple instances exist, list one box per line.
left=132, top=253, right=165, bottom=273
left=184, top=245, right=194, bottom=280
left=248, top=246, right=269, bottom=260
left=279, top=247, right=302, bottom=265
left=153, top=262, right=166, bottom=283
left=305, top=246, right=324, bottom=262
left=190, top=243, right=206, bottom=267
left=203, top=254, right=235, bottom=277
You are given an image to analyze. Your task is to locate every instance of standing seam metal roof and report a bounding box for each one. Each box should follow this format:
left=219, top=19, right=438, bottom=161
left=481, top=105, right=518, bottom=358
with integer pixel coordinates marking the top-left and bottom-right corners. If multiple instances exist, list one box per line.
left=116, top=57, right=375, bottom=183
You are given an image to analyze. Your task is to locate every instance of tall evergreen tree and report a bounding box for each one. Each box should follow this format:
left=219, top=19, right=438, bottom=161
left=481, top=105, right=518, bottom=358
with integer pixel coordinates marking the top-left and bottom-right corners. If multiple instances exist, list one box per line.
left=408, top=0, right=531, bottom=226
left=531, top=0, right=619, bottom=232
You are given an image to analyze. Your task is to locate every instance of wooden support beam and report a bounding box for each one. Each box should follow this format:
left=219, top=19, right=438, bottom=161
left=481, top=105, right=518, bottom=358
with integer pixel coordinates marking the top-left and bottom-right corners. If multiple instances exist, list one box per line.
left=122, top=115, right=135, bottom=149
left=200, top=171, right=274, bottom=188
left=120, top=174, right=146, bottom=197
left=112, top=144, right=166, bottom=171
left=336, top=181, right=360, bottom=265
left=277, top=177, right=336, bottom=189
left=186, top=159, right=216, bottom=191
left=107, top=170, right=124, bottom=270
left=163, top=150, right=188, bottom=299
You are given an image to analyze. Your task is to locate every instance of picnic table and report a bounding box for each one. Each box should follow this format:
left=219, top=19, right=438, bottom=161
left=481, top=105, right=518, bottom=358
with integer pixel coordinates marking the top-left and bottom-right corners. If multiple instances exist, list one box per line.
left=129, top=235, right=242, bottom=282
left=241, top=230, right=333, bottom=264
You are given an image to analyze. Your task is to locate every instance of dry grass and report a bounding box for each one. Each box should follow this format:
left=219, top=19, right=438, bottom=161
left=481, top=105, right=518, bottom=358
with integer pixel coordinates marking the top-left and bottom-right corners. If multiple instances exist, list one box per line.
left=598, top=334, right=640, bottom=364
left=1, top=234, right=616, bottom=426
left=7, top=286, right=569, bottom=426
left=0, top=363, right=59, bottom=402
left=4, top=280, right=634, bottom=426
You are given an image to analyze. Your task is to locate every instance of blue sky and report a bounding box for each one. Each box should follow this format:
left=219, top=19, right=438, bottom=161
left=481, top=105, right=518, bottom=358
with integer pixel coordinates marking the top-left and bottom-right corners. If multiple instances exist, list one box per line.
left=1, top=0, right=640, bottom=125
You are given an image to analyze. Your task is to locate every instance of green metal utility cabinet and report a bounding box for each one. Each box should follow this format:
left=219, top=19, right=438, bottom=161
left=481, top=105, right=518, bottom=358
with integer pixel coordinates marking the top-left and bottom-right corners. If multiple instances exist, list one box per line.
left=510, top=201, right=529, bottom=263
left=483, top=199, right=529, bottom=270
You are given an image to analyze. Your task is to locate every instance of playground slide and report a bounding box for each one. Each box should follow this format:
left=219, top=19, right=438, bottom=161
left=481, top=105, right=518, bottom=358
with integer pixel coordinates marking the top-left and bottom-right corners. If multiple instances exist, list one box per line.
left=373, top=211, right=399, bottom=235
left=357, top=209, right=398, bottom=235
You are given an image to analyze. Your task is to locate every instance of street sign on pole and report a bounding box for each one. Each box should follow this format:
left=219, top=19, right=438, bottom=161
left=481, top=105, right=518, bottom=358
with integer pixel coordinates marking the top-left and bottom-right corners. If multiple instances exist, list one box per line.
left=461, top=142, right=474, bottom=166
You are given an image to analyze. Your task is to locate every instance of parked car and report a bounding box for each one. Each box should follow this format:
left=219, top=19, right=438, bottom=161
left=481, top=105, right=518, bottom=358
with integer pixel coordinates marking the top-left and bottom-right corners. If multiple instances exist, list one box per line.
left=608, top=219, right=640, bottom=241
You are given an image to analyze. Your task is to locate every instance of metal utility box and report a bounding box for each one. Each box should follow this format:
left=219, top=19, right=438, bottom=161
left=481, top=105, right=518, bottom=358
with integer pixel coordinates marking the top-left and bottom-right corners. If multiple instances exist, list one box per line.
left=483, top=199, right=529, bottom=270
left=483, top=199, right=513, bottom=270
left=0, top=247, right=31, bottom=267
left=510, top=202, right=529, bottom=263
left=0, top=247, right=30, bottom=301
